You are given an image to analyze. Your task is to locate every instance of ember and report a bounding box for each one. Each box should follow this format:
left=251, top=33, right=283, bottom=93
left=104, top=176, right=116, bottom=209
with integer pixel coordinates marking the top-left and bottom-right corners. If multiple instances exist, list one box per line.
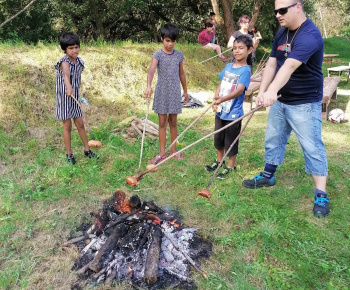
left=66, top=190, right=212, bottom=289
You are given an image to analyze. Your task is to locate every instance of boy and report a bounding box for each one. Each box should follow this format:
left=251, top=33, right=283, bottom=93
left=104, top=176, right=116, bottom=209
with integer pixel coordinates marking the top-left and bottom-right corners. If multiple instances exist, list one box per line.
left=198, top=22, right=228, bottom=62
left=205, top=35, right=253, bottom=179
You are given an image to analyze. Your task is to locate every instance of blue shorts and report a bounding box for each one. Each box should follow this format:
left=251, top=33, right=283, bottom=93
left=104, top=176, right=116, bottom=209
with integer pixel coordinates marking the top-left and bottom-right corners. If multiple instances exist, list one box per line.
left=264, top=100, right=328, bottom=176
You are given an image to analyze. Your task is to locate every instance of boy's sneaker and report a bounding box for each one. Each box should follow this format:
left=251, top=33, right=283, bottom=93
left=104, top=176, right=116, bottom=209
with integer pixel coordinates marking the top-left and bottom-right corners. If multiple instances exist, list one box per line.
left=217, top=166, right=236, bottom=179
left=84, top=150, right=98, bottom=159
left=205, top=160, right=225, bottom=172
left=66, top=153, right=76, bottom=165
left=242, top=172, right=275, bottom=189
left=313, top=193, right=330, bottom=218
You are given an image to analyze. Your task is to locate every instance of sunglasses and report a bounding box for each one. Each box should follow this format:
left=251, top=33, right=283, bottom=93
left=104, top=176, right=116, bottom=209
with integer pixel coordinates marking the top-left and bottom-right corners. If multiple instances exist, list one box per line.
left=274, top=3, right=297, bottom=16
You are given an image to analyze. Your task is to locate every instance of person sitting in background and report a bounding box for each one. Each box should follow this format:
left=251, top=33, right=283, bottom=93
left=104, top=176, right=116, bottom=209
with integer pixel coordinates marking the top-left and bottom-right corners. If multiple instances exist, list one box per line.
left=206, top=12, right=217, bottom=44
left=227, top=15, right=260, bottom=71
left=198, top=22, right=228, bottom=62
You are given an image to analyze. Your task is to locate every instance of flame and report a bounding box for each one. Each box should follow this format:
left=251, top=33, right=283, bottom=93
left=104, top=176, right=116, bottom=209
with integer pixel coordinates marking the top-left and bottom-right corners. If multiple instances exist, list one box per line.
left=128, top=265, right=133, bottom=272
left=169, top=219, right=181, bottom=228
left=146, top=213, right=162, bottom=225
left=113, top=191, right=131, bottom=213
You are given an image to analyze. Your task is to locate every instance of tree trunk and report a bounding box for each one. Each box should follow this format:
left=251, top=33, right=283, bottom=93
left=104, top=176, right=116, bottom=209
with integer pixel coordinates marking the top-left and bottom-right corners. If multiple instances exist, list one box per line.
left=250, top=0, right=261, bottom=29
left=220, top=0, right=235, bottom=41
left=210, top=0, right=224, bottom=25
left=193, top=0, right=205, bottom=27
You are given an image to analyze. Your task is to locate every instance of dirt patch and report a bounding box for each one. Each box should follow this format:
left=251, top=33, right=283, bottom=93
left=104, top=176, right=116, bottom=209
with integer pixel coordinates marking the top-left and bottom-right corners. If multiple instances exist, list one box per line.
left=28, top=127, right=49, bottom=142
left=0, top=162, right=6, bottom=175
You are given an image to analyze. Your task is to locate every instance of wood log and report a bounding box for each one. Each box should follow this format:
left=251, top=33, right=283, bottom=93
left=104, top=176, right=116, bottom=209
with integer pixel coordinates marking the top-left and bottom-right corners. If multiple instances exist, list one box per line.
left=62, top=234, right=96, bottom=247
left=89, top=224, right=127, bottom=272
left=130, top=122, right=143, bottom=137
left=144, top=226, right=162, bottom=285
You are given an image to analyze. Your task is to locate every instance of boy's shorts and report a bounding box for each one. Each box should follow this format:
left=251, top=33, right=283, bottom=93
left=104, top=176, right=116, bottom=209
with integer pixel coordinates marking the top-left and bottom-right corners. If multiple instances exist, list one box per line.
left=214, top=115, right=242, bottom=157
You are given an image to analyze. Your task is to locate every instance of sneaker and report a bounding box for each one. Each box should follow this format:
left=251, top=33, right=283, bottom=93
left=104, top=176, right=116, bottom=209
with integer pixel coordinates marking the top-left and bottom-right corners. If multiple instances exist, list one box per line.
left=150, top=154, right=166, bottom=164
left=66, top=153, right=76, bottom=165
left=205, top=160, right=225, bottom=172
left=242, top=172, right=275, bottom=189
left=313, top=193, right=330, bottom=218
left=170, top=152, right=184, bottom=160
left=84, top=150, right=98, bottom=159
left=217, top=166, right=236, bottom=179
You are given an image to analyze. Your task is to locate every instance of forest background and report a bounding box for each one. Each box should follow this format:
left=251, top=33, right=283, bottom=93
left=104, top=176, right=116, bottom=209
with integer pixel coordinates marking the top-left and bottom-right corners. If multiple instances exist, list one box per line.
left=1, top=0, right=350, bottom=44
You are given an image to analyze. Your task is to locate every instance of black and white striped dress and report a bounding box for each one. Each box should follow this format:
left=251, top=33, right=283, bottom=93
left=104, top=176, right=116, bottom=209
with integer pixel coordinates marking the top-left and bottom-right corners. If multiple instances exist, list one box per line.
left=55, top=55, right=84, bottom=120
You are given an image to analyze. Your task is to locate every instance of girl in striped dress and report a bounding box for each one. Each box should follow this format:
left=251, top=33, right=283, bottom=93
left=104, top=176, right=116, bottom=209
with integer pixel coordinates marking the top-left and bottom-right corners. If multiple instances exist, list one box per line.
left=145, top=24, right=189, bottom=163
left=55, top=32, right=96, bottom=164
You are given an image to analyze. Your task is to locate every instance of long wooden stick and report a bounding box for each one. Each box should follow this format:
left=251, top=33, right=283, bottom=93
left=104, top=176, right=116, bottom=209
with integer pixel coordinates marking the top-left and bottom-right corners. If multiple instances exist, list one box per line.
left=163, top=231, right=208, bottom=279
left=155, top=104, right=213, bottom=164
left=0, top=0, right=39, bottom=29
left=139, top=105, right=263, bottom=178
left=138, top=99, right=150, bottom=173
left=200, top=48, right=232, bottom=64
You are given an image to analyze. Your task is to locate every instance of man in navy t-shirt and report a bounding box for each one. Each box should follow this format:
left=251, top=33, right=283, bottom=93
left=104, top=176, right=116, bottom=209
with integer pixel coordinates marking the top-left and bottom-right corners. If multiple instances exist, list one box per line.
left=242, top=0, right=330, bottom=218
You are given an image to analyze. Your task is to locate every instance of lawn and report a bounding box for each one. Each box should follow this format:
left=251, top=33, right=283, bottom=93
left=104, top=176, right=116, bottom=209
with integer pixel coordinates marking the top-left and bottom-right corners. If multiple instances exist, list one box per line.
left=0, top=39, right=349, bottom=289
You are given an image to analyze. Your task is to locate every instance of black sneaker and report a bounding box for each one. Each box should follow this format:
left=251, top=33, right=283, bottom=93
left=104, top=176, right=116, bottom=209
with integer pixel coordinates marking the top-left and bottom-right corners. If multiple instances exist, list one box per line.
left=242, top=172, right=275, bottom=189
left=217, top=166, right=236, bottom=179
left=66, top=153, right=76, bottom=165
left=313, top=193, right=330, bottom=218
left=84, top=150, right=98, bottom=159
left=205, top=160, right=225, bottom=172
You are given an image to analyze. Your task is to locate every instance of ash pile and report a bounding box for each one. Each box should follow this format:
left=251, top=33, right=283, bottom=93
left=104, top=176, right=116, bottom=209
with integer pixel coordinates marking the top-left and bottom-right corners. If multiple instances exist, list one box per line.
left=66, top=191, right=212, bottom=289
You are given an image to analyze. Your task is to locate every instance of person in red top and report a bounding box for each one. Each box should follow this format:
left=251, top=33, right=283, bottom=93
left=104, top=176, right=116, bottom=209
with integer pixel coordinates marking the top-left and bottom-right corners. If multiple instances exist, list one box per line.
left=198, top=23, right=228, bottom=62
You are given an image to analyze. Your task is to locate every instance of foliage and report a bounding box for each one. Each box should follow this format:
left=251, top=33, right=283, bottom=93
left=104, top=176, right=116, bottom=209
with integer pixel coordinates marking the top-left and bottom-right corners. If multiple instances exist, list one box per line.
left=1, top=0, right=350, bottom=43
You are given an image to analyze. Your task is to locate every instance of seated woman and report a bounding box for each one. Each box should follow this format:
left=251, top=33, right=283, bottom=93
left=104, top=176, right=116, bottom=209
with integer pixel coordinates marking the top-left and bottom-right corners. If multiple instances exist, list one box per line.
left=198, top=22, right=228, bottom=62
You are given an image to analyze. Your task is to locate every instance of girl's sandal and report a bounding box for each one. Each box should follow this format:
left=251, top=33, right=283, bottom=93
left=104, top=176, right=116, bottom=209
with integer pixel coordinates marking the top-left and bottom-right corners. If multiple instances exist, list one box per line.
left=150, top=154, right=167, bottom=164
left=170, top=152, right=185, bottom=160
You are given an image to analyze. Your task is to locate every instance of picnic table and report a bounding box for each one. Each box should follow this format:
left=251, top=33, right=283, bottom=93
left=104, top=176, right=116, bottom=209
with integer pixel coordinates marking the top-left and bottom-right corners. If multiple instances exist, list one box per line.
left=327, top=64, right=350, bottom=83
left=323, top=54, right=339, bottom=67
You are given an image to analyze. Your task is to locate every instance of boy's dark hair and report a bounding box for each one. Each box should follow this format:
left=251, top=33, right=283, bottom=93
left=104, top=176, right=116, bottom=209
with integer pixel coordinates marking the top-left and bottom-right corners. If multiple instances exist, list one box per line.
left=210, top=12, right=216, bottom=17
left=60, top=32, right=80, bottom=52
left=160, top=24, right=179, bottom=41
left=205, top=22, right=214, bottom=28
left=234, top=35, right=253, bottom=49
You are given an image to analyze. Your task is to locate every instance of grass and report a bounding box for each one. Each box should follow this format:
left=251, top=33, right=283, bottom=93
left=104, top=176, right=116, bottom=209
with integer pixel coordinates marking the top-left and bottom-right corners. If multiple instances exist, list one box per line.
left=0, top=38, right=350, bottom=289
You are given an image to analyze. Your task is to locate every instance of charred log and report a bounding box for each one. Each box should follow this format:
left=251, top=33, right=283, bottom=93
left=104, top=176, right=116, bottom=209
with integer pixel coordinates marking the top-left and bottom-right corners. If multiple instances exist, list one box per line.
left=89, top=224, right=127, bottom=272
left=144, top=226, right=162, bottom=285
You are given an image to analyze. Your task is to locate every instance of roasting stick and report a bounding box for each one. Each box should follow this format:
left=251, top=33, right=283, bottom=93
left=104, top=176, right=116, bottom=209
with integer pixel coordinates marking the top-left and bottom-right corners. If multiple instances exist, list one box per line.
left=138, top=98, right=150, bottom=174
left=154, top=103, right=214, bottom=164
left=199, top=111, right=255, bottom=199
left=199, top=48, right=232, bottom=64
left=126, top=104, right=264, bottom=186
left=163, top=231, right=208, bottom=279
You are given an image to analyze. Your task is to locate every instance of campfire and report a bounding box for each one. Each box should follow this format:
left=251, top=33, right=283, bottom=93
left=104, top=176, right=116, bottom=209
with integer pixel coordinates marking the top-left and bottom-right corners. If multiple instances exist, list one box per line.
left=65, top=191, right=212, bottom=288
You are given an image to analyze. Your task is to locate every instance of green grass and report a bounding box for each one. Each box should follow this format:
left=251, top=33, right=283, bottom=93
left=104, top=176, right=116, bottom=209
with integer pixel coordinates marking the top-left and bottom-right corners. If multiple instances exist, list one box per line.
left=0, top=39, right=350, bottom=289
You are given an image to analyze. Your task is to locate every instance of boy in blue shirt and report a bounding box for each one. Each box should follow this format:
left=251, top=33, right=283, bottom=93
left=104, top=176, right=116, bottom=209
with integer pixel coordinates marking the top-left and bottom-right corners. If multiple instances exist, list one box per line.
left=205, top=35, right=253, bottom=179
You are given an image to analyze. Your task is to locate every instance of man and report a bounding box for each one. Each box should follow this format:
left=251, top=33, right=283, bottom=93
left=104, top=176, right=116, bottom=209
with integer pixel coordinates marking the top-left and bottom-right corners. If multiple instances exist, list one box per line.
left=206, top=12, right=217, bottom=44
left=242, top=0, right=329, bottom=218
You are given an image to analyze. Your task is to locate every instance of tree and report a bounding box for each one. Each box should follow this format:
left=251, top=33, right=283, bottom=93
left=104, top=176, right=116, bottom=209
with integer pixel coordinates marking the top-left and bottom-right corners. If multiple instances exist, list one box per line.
left=220, top=0, right=235, bottom=41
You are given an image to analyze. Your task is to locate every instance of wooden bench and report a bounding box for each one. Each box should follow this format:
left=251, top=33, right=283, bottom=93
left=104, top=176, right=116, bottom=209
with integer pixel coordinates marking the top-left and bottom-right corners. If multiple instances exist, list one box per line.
left=322, top=76, right=341, bottom=120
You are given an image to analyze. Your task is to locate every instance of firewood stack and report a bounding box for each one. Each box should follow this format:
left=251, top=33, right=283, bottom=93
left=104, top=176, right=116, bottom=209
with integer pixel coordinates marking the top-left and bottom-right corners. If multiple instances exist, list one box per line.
left=64, top=191, right=212, bottom=289
left=128, top=117, right=160, bottom=140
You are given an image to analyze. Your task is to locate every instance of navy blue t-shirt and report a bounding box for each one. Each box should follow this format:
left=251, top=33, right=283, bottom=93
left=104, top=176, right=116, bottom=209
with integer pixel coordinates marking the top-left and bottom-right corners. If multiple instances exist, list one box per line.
left=270, top=18, right=324, bottom=104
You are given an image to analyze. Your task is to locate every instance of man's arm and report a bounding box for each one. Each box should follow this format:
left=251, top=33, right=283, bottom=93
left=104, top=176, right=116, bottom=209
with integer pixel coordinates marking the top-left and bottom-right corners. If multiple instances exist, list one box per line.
left=258, top=58, right=302, bottom=107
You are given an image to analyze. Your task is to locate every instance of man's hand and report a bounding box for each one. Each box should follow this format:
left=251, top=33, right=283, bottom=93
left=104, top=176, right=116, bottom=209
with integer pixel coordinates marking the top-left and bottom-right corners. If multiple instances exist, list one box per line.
left=256, top=90, right=278, bottom=107
left=183, top=92, right=189, bottom=104
left=145, top=86, right=152, bottom=99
